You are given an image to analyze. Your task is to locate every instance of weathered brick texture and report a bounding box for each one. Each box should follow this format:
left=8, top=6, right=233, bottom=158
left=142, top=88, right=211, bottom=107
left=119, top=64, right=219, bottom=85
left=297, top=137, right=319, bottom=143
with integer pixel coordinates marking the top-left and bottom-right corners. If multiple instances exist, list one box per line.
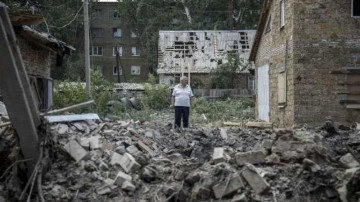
left=255, top=0, right=360, bottom=127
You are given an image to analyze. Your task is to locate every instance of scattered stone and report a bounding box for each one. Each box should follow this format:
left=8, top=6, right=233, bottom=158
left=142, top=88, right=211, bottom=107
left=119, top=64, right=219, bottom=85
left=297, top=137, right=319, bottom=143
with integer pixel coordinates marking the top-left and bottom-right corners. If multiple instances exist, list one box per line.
left=119, top=153, right=141, bottom=173
left=339, top=153, right=360, bottom=168
left=220, top=128, right=228, bottom=139
left=63, top=140, right=88, bottom=162
left=103, top=178, right=115, bottom=186
left=121, top=180, right=136, bottom=191
left=173, top=169, right=186, bottom=180
left=303, top=158, right=321, bottom=172
left=212, top=147, right=225, bottom=164
left=140, top=167, right=156, bottom=182
left=110, top=152, right=123, bottom=166
left=232, top=193, right=247, bottom=202
left=77, top=137, right=90, bottom=148
left=114, top=171, right=132, bottom=186
left=126, top=145, right=140, bottom=155
left=90, top=135, right=101, bottom=150
left=115, top=145, right=126, bottom=155
left=337, top=186, right=348, bottom=202
left=261, top=139, right=273, bottom=150
left=57, top=124, right=69, bottom=135
left=241, top=164, right=270, bottom=194
left=212, top=174, right=244, bottom=199
left=96, top=186, right=111, bottom=195
left=185, top=171, right=202, bottom=185
left=144, top=130, right=154, bottom=138
left=191, top=184, right=211, bottom=200
left=235, top=151, right=266, bottom=166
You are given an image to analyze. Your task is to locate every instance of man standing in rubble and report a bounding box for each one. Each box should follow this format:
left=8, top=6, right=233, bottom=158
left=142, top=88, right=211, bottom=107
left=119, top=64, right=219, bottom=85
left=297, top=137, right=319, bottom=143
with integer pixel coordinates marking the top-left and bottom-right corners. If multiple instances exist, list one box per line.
left=170, top=76, right=194, bottom=130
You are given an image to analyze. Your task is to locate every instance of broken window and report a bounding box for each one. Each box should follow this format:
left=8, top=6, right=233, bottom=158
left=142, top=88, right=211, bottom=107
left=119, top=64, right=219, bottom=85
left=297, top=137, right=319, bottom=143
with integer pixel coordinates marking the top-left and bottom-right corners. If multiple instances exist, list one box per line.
left=265, top=14, right=271, bottom=33
left=90, top=46, right=103, bottom=56
left=113, top=66, right=123, bottom=75
left=112, top=28, right=122, bottom=38
left=112, top=10, right=120, bottom=19
left=353, top=0, right=360, bottom=17
left=131, top=65, right=140, bottom=75
left=280, top=0, right=285, bottom=27
left=91, top=28, right=103, bottom=38
left=239, top=32, right=250, bottom=51
left=131, top=47, right=140, bottom=56
left=113, top=46, right=123, bottom=56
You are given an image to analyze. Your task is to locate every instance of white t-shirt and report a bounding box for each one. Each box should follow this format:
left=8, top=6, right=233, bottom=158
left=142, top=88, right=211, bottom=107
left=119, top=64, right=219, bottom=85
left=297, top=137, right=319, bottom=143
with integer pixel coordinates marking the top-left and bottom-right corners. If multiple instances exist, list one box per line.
left=172, top=84, right=194, bottom=107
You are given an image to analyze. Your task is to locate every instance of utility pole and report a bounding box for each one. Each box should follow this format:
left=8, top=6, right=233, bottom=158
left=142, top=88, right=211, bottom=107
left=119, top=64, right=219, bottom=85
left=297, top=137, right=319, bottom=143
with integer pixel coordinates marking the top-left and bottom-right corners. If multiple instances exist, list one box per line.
left=115, top=44, right=121, bottom=83
left=84, top=0, right=91, bottom=98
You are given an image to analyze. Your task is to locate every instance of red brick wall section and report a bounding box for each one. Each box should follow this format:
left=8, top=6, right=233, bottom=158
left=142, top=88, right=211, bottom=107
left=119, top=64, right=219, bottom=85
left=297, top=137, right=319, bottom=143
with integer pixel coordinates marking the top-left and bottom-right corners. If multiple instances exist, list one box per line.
left=18, top=37, right=54, bottom=79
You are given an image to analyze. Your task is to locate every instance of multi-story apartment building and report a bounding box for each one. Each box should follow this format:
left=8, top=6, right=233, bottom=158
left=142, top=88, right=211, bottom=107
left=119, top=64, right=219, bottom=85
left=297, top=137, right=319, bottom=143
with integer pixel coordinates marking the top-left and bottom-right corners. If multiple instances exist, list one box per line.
left=90, top=0, right=148, bottom=82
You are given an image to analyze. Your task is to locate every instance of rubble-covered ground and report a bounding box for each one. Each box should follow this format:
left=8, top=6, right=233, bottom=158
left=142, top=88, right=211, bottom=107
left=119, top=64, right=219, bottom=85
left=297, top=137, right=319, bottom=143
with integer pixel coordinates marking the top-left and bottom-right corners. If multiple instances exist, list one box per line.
left=1, top=117, right=360, bottom=202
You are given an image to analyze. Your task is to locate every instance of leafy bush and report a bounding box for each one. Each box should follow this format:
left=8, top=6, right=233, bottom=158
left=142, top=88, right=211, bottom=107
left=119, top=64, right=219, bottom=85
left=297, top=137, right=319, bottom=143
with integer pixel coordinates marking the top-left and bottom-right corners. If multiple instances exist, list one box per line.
left=53, top=69, right=113, bottom=116
left=140, top=74, right=171, bottom=110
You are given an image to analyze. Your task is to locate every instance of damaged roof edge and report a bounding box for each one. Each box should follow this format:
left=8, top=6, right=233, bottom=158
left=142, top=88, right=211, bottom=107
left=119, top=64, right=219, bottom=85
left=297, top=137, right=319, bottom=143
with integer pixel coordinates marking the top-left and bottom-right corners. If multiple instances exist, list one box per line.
left=249, top=0, right=273, bottom=62
left=17, top=25, right=75, bottom=55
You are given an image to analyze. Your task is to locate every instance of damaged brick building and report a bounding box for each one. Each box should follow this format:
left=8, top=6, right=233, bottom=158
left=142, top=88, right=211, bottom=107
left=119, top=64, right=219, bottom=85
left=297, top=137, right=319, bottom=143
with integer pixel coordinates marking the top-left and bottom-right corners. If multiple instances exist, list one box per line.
left=157, top=30, right=256, bottom=90
left=250, top=0, right=360, bottom=127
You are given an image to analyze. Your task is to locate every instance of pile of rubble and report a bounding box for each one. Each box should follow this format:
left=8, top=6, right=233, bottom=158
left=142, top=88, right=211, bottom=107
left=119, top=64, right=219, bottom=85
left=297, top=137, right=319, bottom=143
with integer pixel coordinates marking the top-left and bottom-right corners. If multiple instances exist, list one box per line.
left=1, top=119, right=360, bottom=202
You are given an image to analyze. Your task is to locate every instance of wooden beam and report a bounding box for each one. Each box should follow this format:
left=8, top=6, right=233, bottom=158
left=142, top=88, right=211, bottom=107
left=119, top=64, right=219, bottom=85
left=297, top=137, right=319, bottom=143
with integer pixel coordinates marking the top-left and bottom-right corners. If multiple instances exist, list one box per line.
left=346, top=104, right=360, bottom=109
left=246, top=121, right=273, bottom=129
left=0, top=5, right=40, bottom=175
left=340, top=100, right=360, bottom=104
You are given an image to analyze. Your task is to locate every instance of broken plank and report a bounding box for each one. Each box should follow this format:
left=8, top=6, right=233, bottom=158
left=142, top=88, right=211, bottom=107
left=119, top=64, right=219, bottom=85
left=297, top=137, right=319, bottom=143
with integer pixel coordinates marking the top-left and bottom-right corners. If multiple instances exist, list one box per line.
left=223, top=121, right=245, bottom=127
left=246, top=122, right=273, bottom=129
left=137, top=140, right=156, bottom=157
left=346, top=104, right=360, bottom=109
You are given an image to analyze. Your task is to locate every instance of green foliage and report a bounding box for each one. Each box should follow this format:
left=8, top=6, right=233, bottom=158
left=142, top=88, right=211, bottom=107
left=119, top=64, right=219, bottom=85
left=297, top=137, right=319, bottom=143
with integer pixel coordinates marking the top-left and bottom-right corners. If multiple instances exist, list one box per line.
left=210, top=52, right=250, bottom=89
left=141, top=83, right=170, bottom=110
left=53, top=68, right=113, bottom=116
left=192, top=97, right=255, bottom=122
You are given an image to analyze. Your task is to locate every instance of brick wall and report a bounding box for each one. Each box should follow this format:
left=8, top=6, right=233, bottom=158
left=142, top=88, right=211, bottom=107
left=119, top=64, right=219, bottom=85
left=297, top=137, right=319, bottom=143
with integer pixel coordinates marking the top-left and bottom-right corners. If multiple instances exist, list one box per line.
left=18, top=37, right=53, bottom=78
left=292, top=0, right=360, bottom=126
left=255, top=0, right=295, bottom=127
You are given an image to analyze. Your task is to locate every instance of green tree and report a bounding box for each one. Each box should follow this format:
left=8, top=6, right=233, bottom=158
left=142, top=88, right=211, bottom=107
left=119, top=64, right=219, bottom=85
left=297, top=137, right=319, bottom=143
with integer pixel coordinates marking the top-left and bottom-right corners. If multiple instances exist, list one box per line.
left=210, top=52, right=249, bottom=89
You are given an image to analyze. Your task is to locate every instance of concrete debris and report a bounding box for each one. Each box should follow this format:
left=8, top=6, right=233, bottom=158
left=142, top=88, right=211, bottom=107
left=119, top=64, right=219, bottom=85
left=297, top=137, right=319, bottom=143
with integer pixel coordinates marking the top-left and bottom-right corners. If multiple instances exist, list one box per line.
left=119, top=152, right=141, bottom=173
left=231, top=193, right=247, bottom=202
left=241, top=164, right=270, bottom=194
left=2, top=118, right=360, bottom=201
left=235, top=150, right=266, bottom=166
left=339, top=153, right=360, bottom=168
left=212, top=147, right=225, bottom=164
left=212, top=174, right=244, bottom=199
left=63, top=140, right=88, bottom=162
left=115, top=171, right=132, bottom=186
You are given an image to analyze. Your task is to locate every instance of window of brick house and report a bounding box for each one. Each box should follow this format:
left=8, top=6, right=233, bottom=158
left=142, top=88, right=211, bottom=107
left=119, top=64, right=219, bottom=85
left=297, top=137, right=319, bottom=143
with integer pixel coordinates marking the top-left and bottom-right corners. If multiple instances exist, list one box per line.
left=91, top=28, right=103, bottom=38
left=112, top=28, right=122, bottom=38
left=113, top=46, right=123, bottom=56
left=112, top=10, right=120, bottom=19
left=265, top=14, right=271, bottom=33
left=113, top=66, right=123, bottom=75
left=280, top=0, right=285, bottom=27
left=352, top=0, right=360, bottom=17
left=92, top=9, right=103, bottom=19
left=131, top=47, right=140, bottom=56
left=90, top=46, right=103, bottom=56
left=131, top=65, right=140, bottom=75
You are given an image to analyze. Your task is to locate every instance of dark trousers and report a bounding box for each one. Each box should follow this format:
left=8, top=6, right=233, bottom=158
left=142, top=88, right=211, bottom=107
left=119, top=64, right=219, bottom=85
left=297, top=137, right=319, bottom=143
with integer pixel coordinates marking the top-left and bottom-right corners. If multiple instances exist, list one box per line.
left=174, top=106, right=190, bottom=128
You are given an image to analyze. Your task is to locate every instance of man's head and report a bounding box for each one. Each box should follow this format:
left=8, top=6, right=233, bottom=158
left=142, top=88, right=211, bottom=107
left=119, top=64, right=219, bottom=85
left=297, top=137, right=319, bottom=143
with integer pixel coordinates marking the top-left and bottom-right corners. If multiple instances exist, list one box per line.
left=180, top=76, right=188, bottom=86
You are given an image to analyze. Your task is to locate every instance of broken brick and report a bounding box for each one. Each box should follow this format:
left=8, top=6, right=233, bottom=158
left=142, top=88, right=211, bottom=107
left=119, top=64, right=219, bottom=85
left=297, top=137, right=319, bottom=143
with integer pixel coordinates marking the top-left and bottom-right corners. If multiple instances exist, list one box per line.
left=241, top=164, right=270, bottom=194
left=235, top=151, right=266, bottom=166
left=212, top=174, right=244, bottom=199
left=212, top=147, right=225, bottom=164
left=119, top=153, right=141, bottom=173
left=63, top=140, right=88, bottom=162
left=114, top=171, right=132, bottom=186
